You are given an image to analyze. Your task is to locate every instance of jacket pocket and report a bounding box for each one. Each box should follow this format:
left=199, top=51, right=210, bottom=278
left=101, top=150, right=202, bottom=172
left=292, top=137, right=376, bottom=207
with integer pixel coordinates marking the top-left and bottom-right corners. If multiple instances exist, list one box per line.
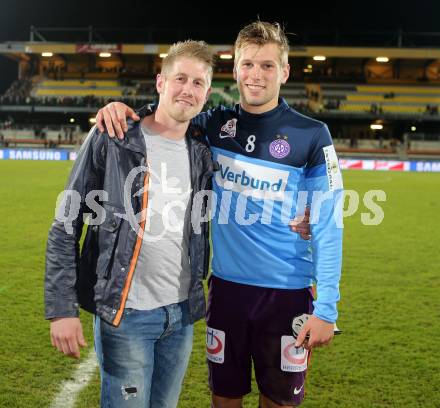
left=96, top=211, right=123, bottom=279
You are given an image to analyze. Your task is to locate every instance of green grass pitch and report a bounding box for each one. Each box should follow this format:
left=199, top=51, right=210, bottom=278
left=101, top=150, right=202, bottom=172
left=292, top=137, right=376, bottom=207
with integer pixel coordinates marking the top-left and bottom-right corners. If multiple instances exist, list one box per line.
left=0, top=161, right=439, bottom=407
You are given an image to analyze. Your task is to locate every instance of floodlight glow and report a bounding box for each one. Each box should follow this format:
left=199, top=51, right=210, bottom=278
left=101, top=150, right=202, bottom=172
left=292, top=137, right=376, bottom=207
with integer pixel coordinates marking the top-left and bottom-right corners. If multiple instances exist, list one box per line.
left=159, top=53, right=168, bottom=58
left=370, top=124, right=383, bottom=130
left=42, top=52, right=53, bottom=57
left=411, top=126, right=416, bottom=131
left=89, top=117, right=97, bottom=124
left=69, top=118, right=75, bottom=123
left=99, top=52, right=111, bottom=58
left=376, top=57, right=389, bottom=63
left=313, top=55, right=326, bottom=61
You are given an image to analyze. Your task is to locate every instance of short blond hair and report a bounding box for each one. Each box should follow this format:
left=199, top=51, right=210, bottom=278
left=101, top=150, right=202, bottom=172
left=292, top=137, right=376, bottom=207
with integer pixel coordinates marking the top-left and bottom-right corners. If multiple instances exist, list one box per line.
left=161, top=40, right=215, bottom=84
left=234, top=21, right=289, bottom=67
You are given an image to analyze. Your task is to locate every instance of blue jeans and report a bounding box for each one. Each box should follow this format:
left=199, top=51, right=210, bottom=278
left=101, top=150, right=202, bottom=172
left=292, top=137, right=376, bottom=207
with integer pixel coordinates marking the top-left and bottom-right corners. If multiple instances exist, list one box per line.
left=94, top=301, right=193, bottom=408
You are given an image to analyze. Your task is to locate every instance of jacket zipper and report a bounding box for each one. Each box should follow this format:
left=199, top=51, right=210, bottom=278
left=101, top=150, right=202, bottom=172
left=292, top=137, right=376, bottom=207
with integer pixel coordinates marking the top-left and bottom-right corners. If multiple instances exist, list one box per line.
left=112, top=169, right=149, bottom=326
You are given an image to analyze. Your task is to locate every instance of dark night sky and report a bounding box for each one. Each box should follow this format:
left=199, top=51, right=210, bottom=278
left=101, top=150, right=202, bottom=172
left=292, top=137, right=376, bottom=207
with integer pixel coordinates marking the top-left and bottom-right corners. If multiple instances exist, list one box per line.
left=0, top=0, right=439, bottom=91
left=1, top=0, right=439, bottom=42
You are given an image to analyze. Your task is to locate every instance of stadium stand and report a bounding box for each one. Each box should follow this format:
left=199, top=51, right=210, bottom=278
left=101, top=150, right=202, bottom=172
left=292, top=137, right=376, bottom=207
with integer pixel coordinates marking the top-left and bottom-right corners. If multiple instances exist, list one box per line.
left=322, top=84, right=440, bottom=115
left=1, top=33, right=440, bottom=161
left=34, top=79, right=123, bottom=97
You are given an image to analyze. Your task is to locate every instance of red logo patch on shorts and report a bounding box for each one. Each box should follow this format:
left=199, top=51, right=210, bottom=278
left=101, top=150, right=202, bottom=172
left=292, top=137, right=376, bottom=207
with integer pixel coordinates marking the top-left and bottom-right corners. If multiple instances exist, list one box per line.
left=281, top=336, right=308, bottom=372
left=206, top=327, right=225, bottom=364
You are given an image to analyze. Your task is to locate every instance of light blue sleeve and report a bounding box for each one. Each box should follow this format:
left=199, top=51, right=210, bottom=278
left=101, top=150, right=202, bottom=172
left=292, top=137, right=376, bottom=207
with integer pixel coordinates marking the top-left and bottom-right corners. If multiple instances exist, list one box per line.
left=305, top=125, right=343, bottom=323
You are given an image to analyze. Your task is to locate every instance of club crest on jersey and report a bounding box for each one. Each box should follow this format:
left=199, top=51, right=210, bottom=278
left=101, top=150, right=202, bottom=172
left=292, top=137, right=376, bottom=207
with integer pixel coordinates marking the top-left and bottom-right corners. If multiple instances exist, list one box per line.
left=269, top=135, right=291, bottom=159
left=219, top=118, right=237, bottom=139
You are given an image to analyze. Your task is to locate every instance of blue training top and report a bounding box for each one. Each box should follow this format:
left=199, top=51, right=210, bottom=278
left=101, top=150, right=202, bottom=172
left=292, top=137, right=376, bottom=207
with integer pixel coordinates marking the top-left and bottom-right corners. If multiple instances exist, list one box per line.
left=192, top=98, right=343, bottom=323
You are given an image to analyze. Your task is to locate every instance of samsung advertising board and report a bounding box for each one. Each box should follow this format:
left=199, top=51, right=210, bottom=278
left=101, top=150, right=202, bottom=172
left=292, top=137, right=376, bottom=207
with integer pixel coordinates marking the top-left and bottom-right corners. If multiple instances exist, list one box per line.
left=0, top=149, right=70, bottom=161
left=1, top=149, right=440, bottom=172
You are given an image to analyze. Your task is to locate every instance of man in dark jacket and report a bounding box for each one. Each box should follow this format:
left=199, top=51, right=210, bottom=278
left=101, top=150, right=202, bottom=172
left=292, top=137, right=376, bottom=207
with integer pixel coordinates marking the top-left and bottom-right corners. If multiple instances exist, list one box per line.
left=45, top=40, right=215, bottom=408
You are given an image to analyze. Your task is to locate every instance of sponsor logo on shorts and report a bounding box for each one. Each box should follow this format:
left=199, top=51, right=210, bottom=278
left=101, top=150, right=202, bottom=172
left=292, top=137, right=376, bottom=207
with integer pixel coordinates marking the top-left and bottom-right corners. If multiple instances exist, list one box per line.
left=206, top=327, right=225, bottom=364
left=293, top=384, right=304, bottom=395
left=281, top=336, right=308, bottom=372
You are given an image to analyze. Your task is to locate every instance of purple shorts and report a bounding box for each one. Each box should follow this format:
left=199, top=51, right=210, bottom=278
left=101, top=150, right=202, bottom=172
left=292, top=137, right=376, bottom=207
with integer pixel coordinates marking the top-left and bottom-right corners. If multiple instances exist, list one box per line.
left=206, top=276, right=314, bottom=406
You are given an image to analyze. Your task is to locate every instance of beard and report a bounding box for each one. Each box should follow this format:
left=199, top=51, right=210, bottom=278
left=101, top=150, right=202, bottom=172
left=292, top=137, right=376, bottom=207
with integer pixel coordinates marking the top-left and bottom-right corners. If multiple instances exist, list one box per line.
left=169, top=102, right=199, bottom=122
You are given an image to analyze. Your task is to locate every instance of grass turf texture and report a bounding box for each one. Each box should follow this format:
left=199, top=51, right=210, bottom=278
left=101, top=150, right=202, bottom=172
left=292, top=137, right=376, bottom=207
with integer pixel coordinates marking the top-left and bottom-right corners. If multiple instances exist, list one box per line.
left=0, top=161, right=439, bottom=407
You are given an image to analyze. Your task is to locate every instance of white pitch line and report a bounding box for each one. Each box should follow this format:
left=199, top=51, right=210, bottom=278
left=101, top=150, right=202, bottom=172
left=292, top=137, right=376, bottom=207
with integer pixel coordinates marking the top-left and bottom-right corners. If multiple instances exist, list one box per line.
left=50, top=350, right=98, bottom=408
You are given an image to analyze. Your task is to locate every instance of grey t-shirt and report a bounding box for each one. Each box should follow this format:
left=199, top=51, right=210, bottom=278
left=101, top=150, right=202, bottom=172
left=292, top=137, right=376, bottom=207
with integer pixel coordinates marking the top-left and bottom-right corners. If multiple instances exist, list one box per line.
left=126, top=126, right=192, bottom=310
